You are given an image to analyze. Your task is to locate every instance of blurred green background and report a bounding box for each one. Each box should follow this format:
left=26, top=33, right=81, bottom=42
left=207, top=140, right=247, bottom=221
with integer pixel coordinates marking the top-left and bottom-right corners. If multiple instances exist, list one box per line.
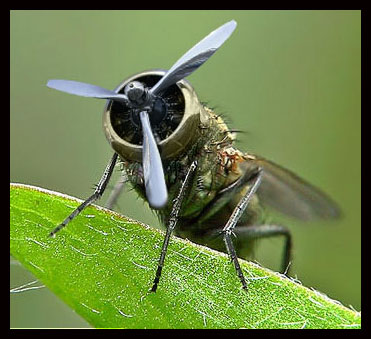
left=10, top=10, right=360, bottom=328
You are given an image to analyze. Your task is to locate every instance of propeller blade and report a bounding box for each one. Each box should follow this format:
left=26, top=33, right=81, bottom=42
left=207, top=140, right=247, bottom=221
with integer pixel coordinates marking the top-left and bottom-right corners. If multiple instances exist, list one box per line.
left=47, top=79, right=128, bottom=103
left=150, top=20, right=237, bottom=96
left=139, top=111, right=168, bottom=209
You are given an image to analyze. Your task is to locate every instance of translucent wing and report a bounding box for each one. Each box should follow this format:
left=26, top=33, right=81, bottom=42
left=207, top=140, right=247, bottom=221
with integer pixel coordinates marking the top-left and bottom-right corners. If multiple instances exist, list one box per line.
left=249, top=156, right=341, bottom=221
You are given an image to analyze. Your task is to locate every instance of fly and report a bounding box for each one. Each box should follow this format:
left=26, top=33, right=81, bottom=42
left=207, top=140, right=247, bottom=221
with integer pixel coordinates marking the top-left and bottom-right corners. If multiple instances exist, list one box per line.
left=46, top=20, right=340, bottom=291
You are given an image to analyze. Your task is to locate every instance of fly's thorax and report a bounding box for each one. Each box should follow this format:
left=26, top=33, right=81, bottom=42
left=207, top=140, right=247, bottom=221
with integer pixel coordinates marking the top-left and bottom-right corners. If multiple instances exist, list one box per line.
left=162, top=109, right=244, bottom=219
left=120, top=104, right=239, bottom=215
left=114, top=93, right=252, bottom=232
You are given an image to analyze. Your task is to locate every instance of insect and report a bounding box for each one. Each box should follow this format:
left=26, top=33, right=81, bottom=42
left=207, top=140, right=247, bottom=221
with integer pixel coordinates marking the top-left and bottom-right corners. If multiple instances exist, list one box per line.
left=47, top=20, right=340, bottom=291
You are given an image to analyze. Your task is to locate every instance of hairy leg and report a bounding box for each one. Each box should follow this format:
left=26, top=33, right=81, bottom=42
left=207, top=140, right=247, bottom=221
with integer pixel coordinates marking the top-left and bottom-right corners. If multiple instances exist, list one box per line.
left=49, top=153, right=118, bottom=237
left=221, top=166, right=263, bottom=290
left=151, top=161, right=198, bottom=292
left=232, top=224, right=293, bottom=275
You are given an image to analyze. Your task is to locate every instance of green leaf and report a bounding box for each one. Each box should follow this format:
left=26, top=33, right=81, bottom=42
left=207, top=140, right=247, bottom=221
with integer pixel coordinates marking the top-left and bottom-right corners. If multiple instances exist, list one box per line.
left=10, top=183, right=361, bottom=329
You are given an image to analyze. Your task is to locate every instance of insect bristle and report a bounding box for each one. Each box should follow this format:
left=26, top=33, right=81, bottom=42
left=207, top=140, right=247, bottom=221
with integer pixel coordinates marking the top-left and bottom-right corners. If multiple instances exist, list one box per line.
left=196, top=176, right=204, bottom=191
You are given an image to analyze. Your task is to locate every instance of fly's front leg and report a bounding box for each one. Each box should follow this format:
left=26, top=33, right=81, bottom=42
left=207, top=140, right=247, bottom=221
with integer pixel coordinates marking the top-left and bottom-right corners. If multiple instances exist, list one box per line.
left=221, top=166, right=263, bottom=290
left=151, top=161, right=198, bottom=292
left=49, top=153, right=118, bottom=237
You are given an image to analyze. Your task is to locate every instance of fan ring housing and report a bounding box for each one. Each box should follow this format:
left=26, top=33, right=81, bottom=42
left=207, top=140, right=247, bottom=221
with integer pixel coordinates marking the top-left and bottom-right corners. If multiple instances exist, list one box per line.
left=103, top=69, right=203, bottom=162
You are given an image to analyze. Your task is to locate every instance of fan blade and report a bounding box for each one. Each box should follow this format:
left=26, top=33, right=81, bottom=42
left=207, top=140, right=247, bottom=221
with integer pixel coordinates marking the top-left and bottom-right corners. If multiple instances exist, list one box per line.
left=47, top=79, right=128, bottom=103
left=150, top=20, right=237, bottom=96
left=139, top=111, right=168, bottom=209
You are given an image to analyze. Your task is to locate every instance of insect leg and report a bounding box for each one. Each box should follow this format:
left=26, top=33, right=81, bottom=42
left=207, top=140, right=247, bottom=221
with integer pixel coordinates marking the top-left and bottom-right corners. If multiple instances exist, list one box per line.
left=196, top=161, right=260, bottom=224
left=151, top=160, right=198, bottom=292
left=232, top=224, right=293, bottom=275
left=105, top=174, right=126, bottom=210
left=221, top=167, right=263, bottom=290
left=49, top=153, right=118, bottom=237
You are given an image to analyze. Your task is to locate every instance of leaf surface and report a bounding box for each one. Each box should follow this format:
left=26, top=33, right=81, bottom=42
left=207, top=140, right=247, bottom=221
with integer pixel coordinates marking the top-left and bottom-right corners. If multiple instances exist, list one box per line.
left=10, top=183, right=361, bottom=329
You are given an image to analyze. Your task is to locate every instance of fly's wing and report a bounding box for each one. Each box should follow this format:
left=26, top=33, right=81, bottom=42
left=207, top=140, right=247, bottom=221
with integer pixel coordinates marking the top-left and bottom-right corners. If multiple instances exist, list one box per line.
left=249, top=156, right=341, bottom=221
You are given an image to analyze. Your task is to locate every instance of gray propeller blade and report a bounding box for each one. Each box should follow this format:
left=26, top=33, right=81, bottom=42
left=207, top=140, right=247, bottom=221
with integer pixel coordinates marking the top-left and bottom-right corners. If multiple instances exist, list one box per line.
left=139, top=111, right=168, bottom=209
left=47, top=79, right=129, bottom=103
left=150, top=20, right=237, bottom=96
